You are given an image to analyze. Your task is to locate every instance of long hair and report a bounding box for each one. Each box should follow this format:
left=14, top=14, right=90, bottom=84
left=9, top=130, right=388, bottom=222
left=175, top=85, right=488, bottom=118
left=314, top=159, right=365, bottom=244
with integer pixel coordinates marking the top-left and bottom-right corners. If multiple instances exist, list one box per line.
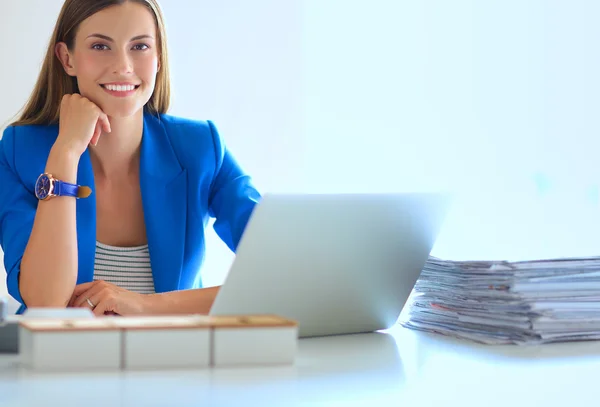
left=10, top=0, right=170, bottom=127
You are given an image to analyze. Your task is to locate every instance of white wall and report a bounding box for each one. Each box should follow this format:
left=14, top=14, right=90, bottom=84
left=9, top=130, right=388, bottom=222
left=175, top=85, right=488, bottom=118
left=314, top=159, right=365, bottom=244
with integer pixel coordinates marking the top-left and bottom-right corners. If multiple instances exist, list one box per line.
left=300, top=0, right=600, bottom=261
left=2, top=0, right=600, bottom=310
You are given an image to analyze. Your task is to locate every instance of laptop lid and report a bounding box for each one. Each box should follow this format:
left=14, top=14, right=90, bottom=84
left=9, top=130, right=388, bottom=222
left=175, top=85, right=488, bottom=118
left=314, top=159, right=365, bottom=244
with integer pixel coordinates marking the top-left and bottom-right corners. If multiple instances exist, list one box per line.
left=209, top=192, right=452, bottom=337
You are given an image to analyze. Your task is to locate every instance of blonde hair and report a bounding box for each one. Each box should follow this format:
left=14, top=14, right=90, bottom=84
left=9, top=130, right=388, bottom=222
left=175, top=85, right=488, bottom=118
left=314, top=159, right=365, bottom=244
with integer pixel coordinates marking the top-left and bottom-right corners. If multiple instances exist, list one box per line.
left=10, top=0, right=170, bottom=127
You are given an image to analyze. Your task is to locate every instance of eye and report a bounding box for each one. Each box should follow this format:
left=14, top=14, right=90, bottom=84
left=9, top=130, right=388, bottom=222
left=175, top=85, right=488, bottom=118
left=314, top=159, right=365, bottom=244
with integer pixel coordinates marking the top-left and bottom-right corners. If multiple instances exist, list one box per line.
left=132, top=44, right=149, bottom=51
left=92, top=43, right=109, bottom=51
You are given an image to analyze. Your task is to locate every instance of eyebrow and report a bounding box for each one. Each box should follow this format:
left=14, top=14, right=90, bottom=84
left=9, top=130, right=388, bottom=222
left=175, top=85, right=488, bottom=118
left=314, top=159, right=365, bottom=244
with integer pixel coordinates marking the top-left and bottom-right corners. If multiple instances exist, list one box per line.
left=86, top=34, right=154, bottom=42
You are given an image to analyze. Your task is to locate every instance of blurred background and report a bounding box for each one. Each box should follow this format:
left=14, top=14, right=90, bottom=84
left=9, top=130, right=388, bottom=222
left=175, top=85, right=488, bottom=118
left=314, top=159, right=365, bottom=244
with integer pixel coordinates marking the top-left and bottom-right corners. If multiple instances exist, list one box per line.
left=2, top=0, right=600, bottom=313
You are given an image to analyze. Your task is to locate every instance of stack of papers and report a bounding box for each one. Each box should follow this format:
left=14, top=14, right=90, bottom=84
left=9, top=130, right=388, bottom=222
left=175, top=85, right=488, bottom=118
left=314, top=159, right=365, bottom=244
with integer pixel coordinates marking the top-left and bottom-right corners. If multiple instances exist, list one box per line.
left=401, top=256, right=600, bottom=344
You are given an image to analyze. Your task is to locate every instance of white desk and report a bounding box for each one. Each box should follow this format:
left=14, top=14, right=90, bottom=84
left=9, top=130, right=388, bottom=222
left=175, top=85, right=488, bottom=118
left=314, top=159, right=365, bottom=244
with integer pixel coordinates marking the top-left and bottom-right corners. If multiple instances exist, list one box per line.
left=0, top=324, right=599, bottom=407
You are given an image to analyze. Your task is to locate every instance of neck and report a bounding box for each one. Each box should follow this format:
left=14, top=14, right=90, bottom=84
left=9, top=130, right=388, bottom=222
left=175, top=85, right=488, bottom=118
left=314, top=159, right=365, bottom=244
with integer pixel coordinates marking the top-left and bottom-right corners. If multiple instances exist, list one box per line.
left=89, top=110, right=144, bottom=179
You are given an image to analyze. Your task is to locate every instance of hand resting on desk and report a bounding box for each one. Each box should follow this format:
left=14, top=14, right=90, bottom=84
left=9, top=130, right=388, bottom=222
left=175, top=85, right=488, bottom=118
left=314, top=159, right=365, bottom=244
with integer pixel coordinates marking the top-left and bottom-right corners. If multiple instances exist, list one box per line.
left=68, top=281, right=221, bottom=316
left=68, top=280, right=149, bottom=316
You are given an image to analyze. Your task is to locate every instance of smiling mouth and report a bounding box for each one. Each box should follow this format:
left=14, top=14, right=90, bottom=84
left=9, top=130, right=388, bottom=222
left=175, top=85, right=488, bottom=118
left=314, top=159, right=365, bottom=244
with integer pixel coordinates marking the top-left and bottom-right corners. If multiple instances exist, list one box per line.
left=100, top=84, right=141, bottom=92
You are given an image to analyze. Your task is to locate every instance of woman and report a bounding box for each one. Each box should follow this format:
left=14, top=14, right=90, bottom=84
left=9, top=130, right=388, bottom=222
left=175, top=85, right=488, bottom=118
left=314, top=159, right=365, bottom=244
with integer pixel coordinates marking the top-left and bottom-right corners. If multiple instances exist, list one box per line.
left=0, top=0, right=261, bottom=315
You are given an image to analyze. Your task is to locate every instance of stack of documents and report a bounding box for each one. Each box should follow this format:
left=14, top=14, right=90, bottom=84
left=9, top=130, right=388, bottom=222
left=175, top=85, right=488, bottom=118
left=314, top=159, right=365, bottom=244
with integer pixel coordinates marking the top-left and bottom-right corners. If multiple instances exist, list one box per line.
left=401, top=256, right=600, bottom=344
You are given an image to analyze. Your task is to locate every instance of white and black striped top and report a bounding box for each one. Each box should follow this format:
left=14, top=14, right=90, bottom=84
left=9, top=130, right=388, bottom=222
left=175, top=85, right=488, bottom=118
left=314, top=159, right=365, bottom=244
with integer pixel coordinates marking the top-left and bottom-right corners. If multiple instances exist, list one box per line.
left=93, top=241, right=156, bottom=294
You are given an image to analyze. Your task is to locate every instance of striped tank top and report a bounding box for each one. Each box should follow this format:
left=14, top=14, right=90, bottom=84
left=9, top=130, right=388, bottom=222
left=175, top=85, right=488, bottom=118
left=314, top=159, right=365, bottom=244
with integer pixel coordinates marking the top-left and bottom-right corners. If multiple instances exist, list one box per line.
left=93, top=241, right=156, bottom=294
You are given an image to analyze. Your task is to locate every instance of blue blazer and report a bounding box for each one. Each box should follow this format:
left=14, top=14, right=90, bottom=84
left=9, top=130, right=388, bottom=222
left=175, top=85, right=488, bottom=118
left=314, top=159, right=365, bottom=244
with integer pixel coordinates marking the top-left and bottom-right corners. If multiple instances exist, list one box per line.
left=0, top=112, right=261, bottom=314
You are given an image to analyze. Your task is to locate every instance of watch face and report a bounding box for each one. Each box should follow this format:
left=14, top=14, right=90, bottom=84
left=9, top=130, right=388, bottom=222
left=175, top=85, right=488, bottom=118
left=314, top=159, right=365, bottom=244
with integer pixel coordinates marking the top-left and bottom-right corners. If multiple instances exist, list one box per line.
left=35, top=174, right=52, bottom=200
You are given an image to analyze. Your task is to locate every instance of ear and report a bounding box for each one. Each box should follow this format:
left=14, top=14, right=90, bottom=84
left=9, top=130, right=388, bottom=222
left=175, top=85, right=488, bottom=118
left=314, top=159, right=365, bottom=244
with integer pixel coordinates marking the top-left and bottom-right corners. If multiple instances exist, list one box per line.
left=55, top=42, right=77, bottom=76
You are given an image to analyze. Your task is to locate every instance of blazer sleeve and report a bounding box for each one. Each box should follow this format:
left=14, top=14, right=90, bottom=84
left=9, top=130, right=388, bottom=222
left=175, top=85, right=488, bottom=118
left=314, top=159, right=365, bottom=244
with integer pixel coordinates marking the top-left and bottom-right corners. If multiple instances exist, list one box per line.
left=0, top=126, right=37, bottom=306
left=206, top=121, right=261, bottom=252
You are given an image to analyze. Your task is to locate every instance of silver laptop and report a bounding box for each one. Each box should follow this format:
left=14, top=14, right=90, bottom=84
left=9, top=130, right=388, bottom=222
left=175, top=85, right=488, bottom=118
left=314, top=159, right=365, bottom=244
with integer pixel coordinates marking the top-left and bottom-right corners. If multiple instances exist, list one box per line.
left=209, top=192, right=452, bottom=337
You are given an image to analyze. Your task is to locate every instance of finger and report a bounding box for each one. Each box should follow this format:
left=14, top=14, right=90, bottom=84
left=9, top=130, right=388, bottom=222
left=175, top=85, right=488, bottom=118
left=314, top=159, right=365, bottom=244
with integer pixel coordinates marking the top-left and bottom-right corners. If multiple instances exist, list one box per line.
left=71, top=281, right=98, bottom=307
left=73, top=283, right=105, bottom=308
left=83, top=296, right=96, bottom=311
left=99, top=112, right=111, bottom=133
left=67, top=291, right=82, bottom=307
left=73, top=291, right=95, bottom=309
left=91, top=295, right=116, bottom=317
left=86, top=290, right=106, bottom=313
left=90, top=121, right=101, bottom=146
left=67, top=288, right=79, bottom=307
left=72, top=281, right=101, bottom=300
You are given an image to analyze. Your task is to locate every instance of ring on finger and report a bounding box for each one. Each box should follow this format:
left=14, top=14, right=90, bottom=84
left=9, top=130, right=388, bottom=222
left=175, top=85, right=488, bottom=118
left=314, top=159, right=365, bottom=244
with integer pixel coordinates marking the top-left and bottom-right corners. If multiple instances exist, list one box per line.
left=86, top=298, right=95, bottom=308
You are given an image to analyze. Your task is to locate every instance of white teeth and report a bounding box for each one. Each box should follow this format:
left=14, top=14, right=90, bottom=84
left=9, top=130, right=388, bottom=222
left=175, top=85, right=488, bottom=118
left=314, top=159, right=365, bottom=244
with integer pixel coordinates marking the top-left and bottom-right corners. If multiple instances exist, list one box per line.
left=104, top=84, right=136, bottom=92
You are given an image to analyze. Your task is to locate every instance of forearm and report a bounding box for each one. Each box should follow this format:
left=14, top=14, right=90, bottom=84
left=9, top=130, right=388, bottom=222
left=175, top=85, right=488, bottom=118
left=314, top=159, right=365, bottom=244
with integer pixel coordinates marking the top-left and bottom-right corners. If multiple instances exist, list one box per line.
left=145, top=286, right=221, bottom=315
left=20, top=146, right=79, bottom=308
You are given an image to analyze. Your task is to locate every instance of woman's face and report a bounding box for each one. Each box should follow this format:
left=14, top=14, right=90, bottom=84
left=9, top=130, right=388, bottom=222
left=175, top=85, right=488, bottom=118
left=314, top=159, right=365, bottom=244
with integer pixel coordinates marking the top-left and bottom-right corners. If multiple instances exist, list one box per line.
left=56, top=2, right=160, bottom=118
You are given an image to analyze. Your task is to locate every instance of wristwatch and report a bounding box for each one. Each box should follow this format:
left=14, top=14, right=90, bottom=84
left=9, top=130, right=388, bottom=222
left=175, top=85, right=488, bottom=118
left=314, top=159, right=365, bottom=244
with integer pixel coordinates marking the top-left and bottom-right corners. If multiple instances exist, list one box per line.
left=34, top=173, right=92, bottom=201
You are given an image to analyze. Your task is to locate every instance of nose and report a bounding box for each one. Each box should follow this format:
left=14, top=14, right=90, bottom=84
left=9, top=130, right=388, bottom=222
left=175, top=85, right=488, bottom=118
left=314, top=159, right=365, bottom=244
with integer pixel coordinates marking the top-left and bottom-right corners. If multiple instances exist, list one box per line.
left=112, top=49, right=134, bottom=75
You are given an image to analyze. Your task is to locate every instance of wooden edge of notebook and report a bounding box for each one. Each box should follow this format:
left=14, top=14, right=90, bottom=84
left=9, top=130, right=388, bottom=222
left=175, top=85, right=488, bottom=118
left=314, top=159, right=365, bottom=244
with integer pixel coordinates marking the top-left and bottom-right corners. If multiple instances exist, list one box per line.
left=19, top=315, right=298, bottom=332
left=209, top=315, right=298, bottom=329
left=19, top=320, right=121, bottom=332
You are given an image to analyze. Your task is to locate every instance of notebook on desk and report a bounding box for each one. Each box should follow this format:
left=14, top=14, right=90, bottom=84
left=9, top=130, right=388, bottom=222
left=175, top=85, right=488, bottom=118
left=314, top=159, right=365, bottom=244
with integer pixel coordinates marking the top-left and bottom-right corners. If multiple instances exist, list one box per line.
left=209, top=192, right=452, bottom=338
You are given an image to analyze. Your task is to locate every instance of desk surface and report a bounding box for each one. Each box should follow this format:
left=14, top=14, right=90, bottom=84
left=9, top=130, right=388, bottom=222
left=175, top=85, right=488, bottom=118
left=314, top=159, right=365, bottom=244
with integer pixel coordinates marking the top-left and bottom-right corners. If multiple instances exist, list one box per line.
left=0, top=324, right=599, bottom=407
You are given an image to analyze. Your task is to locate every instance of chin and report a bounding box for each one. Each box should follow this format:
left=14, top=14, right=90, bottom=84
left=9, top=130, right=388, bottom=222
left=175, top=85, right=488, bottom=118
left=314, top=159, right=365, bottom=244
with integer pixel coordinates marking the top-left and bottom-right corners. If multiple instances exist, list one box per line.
left=102, top=105, right=144, bottom=119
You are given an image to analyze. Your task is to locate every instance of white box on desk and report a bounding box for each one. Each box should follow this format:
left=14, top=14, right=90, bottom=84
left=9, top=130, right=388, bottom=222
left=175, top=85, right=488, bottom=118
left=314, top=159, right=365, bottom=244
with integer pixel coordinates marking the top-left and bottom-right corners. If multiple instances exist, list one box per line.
left=211, top=315, right=298, bottom=367
left=115, top=316, right=211, bottom=370
left=18, top=314, right=298, bottom=371
left=19, top=319, right=121, bottom=371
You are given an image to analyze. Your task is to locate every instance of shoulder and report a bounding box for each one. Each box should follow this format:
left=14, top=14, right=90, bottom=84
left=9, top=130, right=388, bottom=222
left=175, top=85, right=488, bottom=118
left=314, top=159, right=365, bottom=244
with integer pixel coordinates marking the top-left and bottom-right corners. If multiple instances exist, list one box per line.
left=152, top=113, right=222, bottom=146
left=1, top=123, right=58, bottom=153
left=147, top=112, right=227, bottom=166
left=154, top=113, right=213, bottom=133
left=0, top=124, right=57, bottom=178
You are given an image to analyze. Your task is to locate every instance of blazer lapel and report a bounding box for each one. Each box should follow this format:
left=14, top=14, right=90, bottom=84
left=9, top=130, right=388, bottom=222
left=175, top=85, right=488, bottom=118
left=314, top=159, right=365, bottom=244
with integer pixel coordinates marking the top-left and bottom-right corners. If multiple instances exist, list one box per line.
left=140, top=113, right=188, bottom=293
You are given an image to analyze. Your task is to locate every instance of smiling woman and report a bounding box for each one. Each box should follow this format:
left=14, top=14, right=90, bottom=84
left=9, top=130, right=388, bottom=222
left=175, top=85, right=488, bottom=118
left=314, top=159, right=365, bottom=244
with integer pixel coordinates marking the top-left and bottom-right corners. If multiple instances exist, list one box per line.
left=0, top=0, right=261, bottom=315
left=14, top=0, right=169, bottom=126
left=56, top=7, right=160, bottom=119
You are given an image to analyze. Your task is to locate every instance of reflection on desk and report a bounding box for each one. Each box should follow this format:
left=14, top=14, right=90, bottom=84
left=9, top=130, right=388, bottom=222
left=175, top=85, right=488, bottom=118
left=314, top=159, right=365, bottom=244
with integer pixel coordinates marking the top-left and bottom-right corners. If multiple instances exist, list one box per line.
left=0, top=327, right=404, bottom=407
left=1, top=325, right=600, bottom=407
